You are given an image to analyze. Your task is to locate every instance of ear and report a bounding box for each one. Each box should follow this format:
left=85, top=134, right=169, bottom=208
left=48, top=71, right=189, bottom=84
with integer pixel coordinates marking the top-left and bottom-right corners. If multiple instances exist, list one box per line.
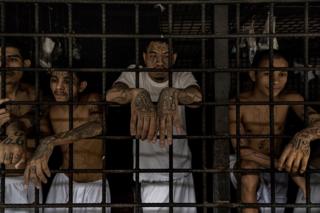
left=143, top=52, right=147, bottom=64
left=79, top=81, right=87, bottom=93
left=23, top=59, right=31, bottom=67
left=248, top=71, right=256, bottom=82
left=172, top=53, right=177, bottom=65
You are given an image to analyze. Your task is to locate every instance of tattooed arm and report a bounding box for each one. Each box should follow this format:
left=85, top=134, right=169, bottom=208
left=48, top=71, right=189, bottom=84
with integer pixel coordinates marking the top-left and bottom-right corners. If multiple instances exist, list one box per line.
left=278, top=94, right=320, bottom=173
left=157, top=86, right=202, bottom=146
left=106, top=82, right=157, bottom=141
left=24, top=93, right=103, bottom=188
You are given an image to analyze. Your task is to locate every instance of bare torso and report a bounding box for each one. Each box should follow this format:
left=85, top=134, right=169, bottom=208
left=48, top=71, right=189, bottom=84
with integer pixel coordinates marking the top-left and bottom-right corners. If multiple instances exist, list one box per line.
left=6, top=83, right=37, bottom=171
left=49, top=94, right=103, bottom=182
left=239, top=92, right=290, bottom=156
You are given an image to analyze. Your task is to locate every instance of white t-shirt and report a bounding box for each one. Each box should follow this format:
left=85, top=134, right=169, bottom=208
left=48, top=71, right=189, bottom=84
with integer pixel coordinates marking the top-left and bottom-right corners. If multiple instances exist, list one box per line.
left=115, top=71, right=198, bottom=181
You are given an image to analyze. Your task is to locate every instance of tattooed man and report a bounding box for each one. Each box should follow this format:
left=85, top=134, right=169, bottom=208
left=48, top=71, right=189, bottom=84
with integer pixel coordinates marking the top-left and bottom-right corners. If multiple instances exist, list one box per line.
left=106, top=40, right=202, bottom=213
left=278, top=83, right=320, bottom=211
left=229, top=50, right=313, bottom=213
left=0, top=39, right=50, bottom=212
left=24, top=61, right=110, bottom=213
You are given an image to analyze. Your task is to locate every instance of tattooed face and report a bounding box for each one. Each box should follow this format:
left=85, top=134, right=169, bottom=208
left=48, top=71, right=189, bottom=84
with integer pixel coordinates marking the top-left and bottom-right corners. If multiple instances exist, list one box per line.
left=143, top=41, right=177, bottom=83
left=50, top=71, right=86, bottom=102
left=0, top=47, right=30, bottom=87
left=251, top=58, right=288, bottom=98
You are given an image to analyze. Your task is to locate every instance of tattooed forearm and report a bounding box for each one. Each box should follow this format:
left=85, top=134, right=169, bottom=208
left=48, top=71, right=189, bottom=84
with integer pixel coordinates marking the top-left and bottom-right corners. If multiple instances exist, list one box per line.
left=177, top=86, right=202, bottom=105
left=0, top=130, right=26, bottom=146
left=134, top=90, right=155, bottom=114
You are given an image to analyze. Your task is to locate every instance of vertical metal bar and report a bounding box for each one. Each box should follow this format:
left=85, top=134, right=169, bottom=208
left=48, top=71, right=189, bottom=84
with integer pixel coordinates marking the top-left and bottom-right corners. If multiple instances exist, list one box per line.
left=67, top=3, right=74, bottom=213
left=268, top=3, right=275, bottom=213
left=101, top=3, right=107, bottom=213
left=304, top=2, right=311, bottom=213
left=201, top=4, right=207, bottom=213
left=235, top=3, right=241, bottom=212
left=213, top=4, right=230, bottom=213
left=168, top=4, right=173, bottom=213
left=34, top=3, right=40, bottom=213
left=0, top=3, right=5, bottom=213
left=134, top=3, right=140, bottom=212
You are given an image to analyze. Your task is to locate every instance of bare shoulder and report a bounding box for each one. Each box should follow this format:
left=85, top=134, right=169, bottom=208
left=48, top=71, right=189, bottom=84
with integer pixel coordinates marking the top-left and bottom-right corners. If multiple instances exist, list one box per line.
left=80, top=93, right=102, bottom=103
left=230, top=91, right=253, bottom=102
left=281, top=93, right=304, bottom=102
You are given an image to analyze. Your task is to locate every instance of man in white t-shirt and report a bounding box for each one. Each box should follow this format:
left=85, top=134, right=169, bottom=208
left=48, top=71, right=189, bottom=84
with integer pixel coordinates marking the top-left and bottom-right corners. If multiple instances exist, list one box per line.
left=106, top=40, right=202, bottom=212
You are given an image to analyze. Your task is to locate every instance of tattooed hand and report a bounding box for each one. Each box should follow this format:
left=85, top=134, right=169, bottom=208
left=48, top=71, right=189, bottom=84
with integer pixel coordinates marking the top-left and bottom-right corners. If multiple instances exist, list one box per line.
left=0, top=98, right=11, bottom=127
left=278, top=130, right=313, bottom=174
left=130, top=89, right=157, bottom=142
left=24, top=135, right=56, bottom=189
left=0, top=131, right=26, bottom=167
left=157, top=88, right=185, bottom=146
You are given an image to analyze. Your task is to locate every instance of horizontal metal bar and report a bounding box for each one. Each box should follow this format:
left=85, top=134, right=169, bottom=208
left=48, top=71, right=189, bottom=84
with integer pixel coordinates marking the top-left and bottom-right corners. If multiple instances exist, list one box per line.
left=0, top=0, right=319, bottom=4
left=0, top=202, right=320, bottom=209
left=0, top=32, right=320, bottom=39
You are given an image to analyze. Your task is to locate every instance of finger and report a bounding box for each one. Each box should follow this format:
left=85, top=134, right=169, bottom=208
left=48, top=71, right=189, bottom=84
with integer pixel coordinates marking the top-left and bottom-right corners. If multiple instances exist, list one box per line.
left=29, top=166, right=41, bottom=188
left=36, top=163, right=47, bottom=184
left=278, top=145, right=292, bottom=170
left=136, top=114, right=143, bottom=139
left=23, top=166, right=31, bottom=189
left=166, top=115, right=173, bottom=145
left=292, top=152, right=303, bottom=174
left=15, top=153, right=26, bottom=169
left=130, top=110, right=137, bottom=136
left=0, top=149, right=4, bottom=164
left=3, top=153, right=13, bottom=165
left=285, top=151, right=297, bottom=172
left=141, top=116, right=150, bottom=140
left=147, top=115, right=157, bottom=142
left=12, top=152, right=22, bottom=165
left=41, top=161, right=51, bottom=178
left=173, top=114, right=184, bottom=135
left=159, top=117, right=166, bottom=147
left=300, top=156, right=309, bottom=174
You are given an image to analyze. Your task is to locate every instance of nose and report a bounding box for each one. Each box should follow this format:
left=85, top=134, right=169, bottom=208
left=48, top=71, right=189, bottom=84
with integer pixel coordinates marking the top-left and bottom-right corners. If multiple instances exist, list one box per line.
left=155, top=55, right=164, bottom=66
left=272, top=73, right=280, bottom=85
left=56, top=80, right=65, bottom=90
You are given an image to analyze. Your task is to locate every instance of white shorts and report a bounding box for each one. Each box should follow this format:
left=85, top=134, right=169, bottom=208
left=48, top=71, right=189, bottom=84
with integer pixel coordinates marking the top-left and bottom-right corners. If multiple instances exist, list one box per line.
left=140, top=174, right=196, bottom=213
left=45, top=173, right=111, bottom=213
left=0, top=176, right=42, bottom=213
left=294, top=172, right=320, bottom=213
left=230, top=155, right=288, bottom=213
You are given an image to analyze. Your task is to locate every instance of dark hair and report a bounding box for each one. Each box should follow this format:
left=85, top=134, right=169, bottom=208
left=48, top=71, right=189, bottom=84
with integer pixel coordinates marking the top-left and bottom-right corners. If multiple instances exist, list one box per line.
left=142, top=39, right=175, bottom=53
left=51, top=56, right=86, bottom=83
left=1, top=38, right=31, bottom=59
left=251, top=50, right=289, bottom=68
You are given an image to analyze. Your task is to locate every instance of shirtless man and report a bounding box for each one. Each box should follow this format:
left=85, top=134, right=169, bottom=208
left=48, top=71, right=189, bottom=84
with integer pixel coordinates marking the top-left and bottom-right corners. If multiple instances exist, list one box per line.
left=229, top=50, right=311, bottom=213
left=106, top=40, right=202, bottom=212
left=24, top=67, right=110, bottom=213
left=0, top=39, right=50, bottom=212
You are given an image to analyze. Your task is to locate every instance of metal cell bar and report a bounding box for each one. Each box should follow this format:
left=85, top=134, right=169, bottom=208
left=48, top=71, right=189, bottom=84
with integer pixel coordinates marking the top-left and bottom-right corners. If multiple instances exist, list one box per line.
left=1, top=0, right=320, bottom=4
left=0, top=2, right=5, bottom=213
left=200, top=3, right=207, bottom=213
left=134, top=4, right=141, bottom=213
left=304, top=2, right=311, bottom=213
left=168, top=3, right=173, bottom=213
left=101, top=3, right=107, bottom=213
left=34, top=3, right=40, bottom=213
left=67, top=3, right=74, bottom=213
left=1, top=32, right=320, bottom=38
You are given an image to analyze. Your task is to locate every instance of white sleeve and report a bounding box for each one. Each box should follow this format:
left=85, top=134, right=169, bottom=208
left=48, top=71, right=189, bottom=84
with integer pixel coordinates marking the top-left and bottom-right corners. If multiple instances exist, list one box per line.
left=114, top=71, right=137, bottom=88
left=175, top=72, right=198, bottom=89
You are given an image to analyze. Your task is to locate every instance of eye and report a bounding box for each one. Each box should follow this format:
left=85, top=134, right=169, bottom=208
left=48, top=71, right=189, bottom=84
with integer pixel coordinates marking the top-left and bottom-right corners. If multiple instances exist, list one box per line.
left=50, top=77, right=57, bottom=83
left=7, top=57, right=20, bottom=63
left=262, top=72, right=270, bottom=76
left=279, top=72, right=288, bottom=77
